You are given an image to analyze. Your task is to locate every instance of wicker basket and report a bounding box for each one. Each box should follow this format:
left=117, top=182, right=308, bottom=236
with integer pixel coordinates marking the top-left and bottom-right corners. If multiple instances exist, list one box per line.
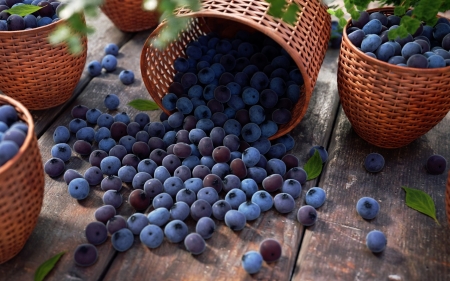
left=338, top=7, right=450, bottom=148
left=0, top=95, right=45, bottom=264
left=100, top=0, right=160, bottom=32
left=140, top=0, right=331, bottom=140
left=0, top=20, right=87, bottom=111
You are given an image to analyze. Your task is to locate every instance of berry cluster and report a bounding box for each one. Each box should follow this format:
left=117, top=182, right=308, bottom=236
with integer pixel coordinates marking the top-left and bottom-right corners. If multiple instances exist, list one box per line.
left=161, top=29, right=305, bottom=141
left=0, top=0, right=62, bottom=31
left=348, top=10, right=450, bottom=68
left=43, top=89, right=331, bottom=270
left=0, top=104, right=28, bottom=167
left=86, top=43, right=135, bottom=85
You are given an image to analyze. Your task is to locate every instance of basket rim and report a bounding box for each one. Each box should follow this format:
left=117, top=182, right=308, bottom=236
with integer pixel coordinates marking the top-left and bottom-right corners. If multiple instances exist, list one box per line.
left=343, top=6, right=450, bottom=73
left=0, top=95, right=35, bottom=175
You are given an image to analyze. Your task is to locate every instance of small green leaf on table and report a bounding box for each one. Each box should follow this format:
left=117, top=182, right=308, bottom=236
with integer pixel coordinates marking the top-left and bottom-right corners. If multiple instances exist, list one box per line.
left=5, top=4, right=42, bottom=17
left=34, top=251, right=65, bottom=281
left=128, top=99, right=160, bottom=111
left=304, top=149, right=322, bottom=181
left=402, top=186, right=440, bottom=225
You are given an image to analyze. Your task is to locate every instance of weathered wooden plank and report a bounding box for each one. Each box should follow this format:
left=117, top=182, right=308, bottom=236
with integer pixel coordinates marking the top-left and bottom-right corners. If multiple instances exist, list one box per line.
left=293, top=105, right=450, bottom=280
left=30, top=12, right=134, bottom=137
left=0, top=30, right=158, bottom=280
left=100, top=48, right=341, bottom=280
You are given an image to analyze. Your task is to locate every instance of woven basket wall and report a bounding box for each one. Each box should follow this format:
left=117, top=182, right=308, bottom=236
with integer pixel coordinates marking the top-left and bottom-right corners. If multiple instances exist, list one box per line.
left=100, top=0, right=160, bottom=32
left=0, top=20, right=87, bottom=111
left=140, top=0, right=331, bottom=140
left=0, top=95, right=44, bottom=264
left=338, top=7, right=450, bottom=148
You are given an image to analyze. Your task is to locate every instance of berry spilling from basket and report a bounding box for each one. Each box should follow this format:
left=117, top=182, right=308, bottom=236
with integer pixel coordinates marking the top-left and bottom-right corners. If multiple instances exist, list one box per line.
left=0, top=0, right=63, bottom=31
left=347, top=10, right=450, bottom=68
left=0, top=104, right=28, bottom=167
left=161, top=30, right=305, bottom=140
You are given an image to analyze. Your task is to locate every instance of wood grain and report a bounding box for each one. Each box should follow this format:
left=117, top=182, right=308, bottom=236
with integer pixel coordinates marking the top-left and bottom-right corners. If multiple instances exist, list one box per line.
left=293, top=106, right=450, bottom=280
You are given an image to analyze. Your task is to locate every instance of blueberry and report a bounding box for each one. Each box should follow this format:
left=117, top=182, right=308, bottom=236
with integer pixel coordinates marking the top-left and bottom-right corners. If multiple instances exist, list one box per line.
left=86, top=108, right=103, bottom=124
left=297, top=205, right=318, bottom=226
left=251, top=190, right=273, bottom=212
left=101, top=54, right=117, bottom=72
left=238, top=201, right=261, bottom=221
left=162, top=93, right=178, bottom=111
left=68, top=118, right=87, bottom=134
left=119, top=70, right=135, bottom=85
left=104, top=43, right=119, bottom=56
left=51, top=143, right=72, bottom=162
left=97, top=113, right=115, bottom=129
left=273, top=193, right=295, bottom=213
left=364, top=153, right=385, bottom=173
left=147, top=207, right=170, bottom=227
left=140, top=224, right=164, bottom=249
left=356, top=197, right=380, bottom=220
left=0, top=140, right=19, bottom=167
left=100, top=155, right=121, bottom=175
left=111, top=228, right=134, bottom=252
left=164, top=219, right=188, bottom=243
left=426, top=154, right=447, bottom=175
left=366, top=230, right=387, bottom=253
left=281, top=179, right=302, bottom=199
left=305, top=187, right=326, bottom=208
left=241, top=251, right=263, bottom=274
left=87, top=60, right=102, bottom=76
left=361, top=34, right=382, bottom=53
left=73, top=244, right=98, bottom=267
left=104, top=94, right=120, bottom=110
left=68, top=178, right=90, bottom=200
left=224, top=209, right=246, bottom=231
left=174, top=57, right=189, bottom=72
left=127, top=213, right=149, bottom=235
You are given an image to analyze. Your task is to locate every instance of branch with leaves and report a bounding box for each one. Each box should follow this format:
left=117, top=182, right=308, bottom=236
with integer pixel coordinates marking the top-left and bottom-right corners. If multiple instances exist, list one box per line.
left=51, top=0, right=301, bottom=54
left=327, top=0, right=450, bottom=40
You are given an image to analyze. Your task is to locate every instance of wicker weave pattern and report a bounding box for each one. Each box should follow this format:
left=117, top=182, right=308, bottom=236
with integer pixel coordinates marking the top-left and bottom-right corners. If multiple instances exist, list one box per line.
left=337, top=7, right=450, bottom=148
left=140, top=0, right=331, bottom=140
left=0, top=21, right=87, bottom=111
left=0, top=95, right=44, bottom=264
left=100, top=0, right=160, bottom=32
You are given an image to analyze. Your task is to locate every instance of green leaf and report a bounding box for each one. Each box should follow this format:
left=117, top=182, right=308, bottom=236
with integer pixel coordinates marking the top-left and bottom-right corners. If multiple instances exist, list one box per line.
left=34, top=251, right=65, bottom=281
left=128, top=99, right=160, bottom=111
left=281, top=3, right=300, bottom=25
left=267, top=0, right=285, bottom=19
left=334, top=8, right=344, bottom=18
left=5, top=4, right=41, bottom=17
left=402, top=186, right=440, bottom=225
left=338, top=17, right=347, bottom=28
left=394, top=6, right=406, bottom=16
left=304, top=149, right=323, bottom=180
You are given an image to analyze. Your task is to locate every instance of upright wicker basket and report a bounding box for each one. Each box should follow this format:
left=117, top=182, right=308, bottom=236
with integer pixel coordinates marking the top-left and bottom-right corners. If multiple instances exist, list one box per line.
left=0, top=20, right=87, bottom=111
left=100, top=0, right=160, bottom=32
left=338, top=7, right=450, bottom=148
left=140, top=0, right=331, bottom=140
left=0, top=95, right=45, bottom=264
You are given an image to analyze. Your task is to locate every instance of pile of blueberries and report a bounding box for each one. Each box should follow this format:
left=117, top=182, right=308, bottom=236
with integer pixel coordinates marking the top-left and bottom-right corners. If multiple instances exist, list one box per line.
left=348, top=10, right=450, bottom=68
left=0, top=0, right=62, bottom=31
left=44, top=91, right=328, bottom=271
left=0, top=104, right=28, bottom=167
left=160, top=30, right=305, bottom=141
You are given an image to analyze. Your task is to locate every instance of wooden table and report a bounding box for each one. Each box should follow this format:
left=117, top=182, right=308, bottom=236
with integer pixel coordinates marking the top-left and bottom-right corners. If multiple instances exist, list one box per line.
left=1, top=12, right=450, bottom=281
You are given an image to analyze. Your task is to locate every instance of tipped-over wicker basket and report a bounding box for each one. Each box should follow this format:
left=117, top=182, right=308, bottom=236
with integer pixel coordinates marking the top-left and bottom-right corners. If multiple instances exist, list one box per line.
left=0, top=20, right=87, bottom=111
left=0, top=95, right=44, bottom=264
left=338, top=7, right=450, bottom=148
left=100, top=0, right=160, bottom=32
left=140, top=0, right=331, bottom=140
